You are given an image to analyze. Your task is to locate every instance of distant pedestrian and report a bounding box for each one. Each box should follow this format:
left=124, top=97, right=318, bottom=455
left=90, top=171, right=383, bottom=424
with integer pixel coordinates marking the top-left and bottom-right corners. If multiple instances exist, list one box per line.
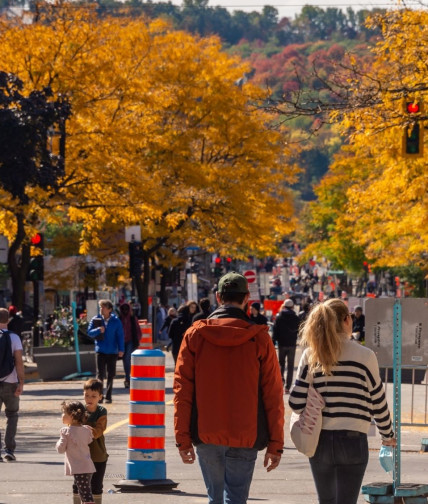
left=56, top=401, right=95, bottom=504
left=174, top=272, right=284, bottom=504
left=289, top=299, right=395, bottom=504
left=168, top=301, right=197, bottom=365
left=88, top=300, right=124, bottom=404
left=192, top=298, right=212, bottom=323
left=161, top=307, right=177, bottom=335
left=272, top=299, right=300, bottom=394
left=0, top=307, right=24, bottom=462
left=298, top=301, right=312, bottom=327
left=352, top=305, right=365, bottom=343
left=249, top=302, right=268, bottom=325
left=118, top=303, right=140, bottom=389
left=7, top=306, right=24, bottom=340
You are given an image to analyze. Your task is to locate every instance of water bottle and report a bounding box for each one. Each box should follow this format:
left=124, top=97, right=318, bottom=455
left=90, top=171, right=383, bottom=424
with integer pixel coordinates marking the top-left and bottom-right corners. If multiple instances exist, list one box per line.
left=379, top=445, right=394, bottom=473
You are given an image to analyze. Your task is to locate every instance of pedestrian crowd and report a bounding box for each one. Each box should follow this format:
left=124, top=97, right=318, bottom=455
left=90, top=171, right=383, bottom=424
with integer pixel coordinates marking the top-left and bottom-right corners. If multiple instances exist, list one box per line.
left=1, top=272, right=390, bottom=504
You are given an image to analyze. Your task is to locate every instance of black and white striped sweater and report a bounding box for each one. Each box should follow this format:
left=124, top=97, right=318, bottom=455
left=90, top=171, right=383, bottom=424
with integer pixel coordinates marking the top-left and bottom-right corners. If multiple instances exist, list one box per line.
left=289, top=339, right=394, bottom=439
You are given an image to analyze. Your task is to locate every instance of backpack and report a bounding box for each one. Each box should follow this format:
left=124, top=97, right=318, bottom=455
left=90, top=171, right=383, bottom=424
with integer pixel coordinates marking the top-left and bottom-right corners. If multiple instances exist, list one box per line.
left=0, top=330, right=15, bottom=379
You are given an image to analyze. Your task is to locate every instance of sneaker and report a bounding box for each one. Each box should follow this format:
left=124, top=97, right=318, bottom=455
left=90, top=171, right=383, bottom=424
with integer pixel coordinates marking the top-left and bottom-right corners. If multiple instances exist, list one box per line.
left=105, top=398, right=112, bottom=404
left=124, top=380, right=130, bottom=389
left=4, top=450, right=16, bottom=461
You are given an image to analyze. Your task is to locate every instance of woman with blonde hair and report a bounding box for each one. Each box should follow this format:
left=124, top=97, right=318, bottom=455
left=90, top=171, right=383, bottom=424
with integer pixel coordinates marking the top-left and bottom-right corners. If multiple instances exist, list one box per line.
left=289, top=299, right=396, bottom=504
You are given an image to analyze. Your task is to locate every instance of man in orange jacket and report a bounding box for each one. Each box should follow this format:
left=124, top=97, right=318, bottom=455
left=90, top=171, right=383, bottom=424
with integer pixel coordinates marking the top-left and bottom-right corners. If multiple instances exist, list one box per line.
left=174, top=272, right=284, bottom=504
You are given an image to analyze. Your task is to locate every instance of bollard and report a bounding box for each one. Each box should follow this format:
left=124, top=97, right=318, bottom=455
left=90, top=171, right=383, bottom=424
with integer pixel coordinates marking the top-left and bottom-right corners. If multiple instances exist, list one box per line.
left=138, top=320, right=153, bottom=349
left=114, top=348, right=178, bottom=493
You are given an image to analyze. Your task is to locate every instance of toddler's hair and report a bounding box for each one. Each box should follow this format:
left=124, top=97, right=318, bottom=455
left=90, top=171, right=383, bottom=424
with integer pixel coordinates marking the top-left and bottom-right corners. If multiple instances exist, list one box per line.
left=61, top=400, right=88, bottom=424
left=83, top=378, right=103, bottom=395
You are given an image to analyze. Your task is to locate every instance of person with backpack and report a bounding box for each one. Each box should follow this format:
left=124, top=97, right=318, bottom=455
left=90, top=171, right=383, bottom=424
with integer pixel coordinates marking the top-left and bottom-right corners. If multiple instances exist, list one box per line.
left=0, top=307, right=25, bottom=462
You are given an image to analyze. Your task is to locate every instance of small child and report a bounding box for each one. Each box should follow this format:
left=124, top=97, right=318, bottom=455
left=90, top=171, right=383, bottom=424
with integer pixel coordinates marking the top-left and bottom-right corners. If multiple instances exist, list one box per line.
left=56, top=401, right=95, bottom=504
left=74, top=378, right=108, bottom=504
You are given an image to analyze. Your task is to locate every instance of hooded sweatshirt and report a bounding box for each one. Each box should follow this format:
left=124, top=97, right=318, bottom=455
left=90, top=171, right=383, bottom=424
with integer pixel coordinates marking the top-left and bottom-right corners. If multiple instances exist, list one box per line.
left=173, top=305, right=284, bottom=455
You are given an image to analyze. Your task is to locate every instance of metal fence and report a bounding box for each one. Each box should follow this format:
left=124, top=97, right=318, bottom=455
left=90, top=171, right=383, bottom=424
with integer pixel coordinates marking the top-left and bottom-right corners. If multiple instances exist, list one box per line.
left=382, top=365, right=428, bottom=427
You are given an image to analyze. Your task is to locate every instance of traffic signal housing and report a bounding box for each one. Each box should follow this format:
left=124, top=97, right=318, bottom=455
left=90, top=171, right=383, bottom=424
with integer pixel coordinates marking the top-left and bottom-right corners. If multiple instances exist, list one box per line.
left=402, top=100, right=424, bottom=158
left=27, top=233, right=44, bottom=281
left=129, top=241, right=143, bottom=277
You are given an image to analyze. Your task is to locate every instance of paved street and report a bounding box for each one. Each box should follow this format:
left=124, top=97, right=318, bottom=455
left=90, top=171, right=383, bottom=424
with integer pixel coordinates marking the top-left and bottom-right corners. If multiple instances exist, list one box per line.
left=1, top=350, right=428, bottom=504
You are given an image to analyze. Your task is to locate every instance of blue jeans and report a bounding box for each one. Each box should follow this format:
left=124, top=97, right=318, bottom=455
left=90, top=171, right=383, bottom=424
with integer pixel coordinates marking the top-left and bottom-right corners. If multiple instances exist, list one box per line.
left=0, top=382, right=19, bottom=452
left=309, top=430, right=369, bottom=504
left=196, top=444, right=258, bottom=504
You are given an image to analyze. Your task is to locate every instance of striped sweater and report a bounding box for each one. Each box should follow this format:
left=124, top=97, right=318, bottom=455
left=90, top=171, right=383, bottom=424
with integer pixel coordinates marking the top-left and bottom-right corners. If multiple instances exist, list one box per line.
left=289, top=339, right=394, bottom=439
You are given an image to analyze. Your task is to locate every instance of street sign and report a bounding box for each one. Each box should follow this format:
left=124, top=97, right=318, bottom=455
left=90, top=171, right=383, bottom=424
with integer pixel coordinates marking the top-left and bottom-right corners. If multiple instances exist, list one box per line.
left=365, top=298, right=428, bottom=366
left=125, top=226, right=141, bottom=243
left=0, top=235, right=8, bottom=264
left=243, top=270, right=257, bottom=284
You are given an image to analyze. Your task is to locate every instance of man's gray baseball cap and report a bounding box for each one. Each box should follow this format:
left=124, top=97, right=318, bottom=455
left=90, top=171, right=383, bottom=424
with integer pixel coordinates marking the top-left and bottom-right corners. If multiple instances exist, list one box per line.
left=218, top=272, right=249, bottom=294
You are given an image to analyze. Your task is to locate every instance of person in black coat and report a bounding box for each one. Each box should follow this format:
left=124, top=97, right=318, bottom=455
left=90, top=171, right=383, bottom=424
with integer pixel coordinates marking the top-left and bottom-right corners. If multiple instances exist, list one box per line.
left=7, top=306, right=24, bottom=340
left=272, top=299, right=300, bottom=394
left=352, top=306, right=365, bottom=343
left=168, top=301, right=197, bottom=366
left=249, top=302, right=268, bottom=325
left=192, top=298, right=212, bottom=323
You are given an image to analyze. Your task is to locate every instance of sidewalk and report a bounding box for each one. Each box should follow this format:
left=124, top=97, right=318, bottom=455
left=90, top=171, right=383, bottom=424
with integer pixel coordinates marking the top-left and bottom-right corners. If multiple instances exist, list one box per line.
left=1, top=350, right=426, bottom=504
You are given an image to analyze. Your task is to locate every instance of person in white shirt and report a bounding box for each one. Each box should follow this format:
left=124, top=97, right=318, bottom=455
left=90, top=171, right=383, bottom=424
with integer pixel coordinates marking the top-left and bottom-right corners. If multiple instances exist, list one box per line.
left=0, top=307, right=24, bottom=462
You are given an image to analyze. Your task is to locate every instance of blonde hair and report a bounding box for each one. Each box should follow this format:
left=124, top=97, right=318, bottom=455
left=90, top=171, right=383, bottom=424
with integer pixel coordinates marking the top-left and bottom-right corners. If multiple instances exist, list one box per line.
left=300, top=299, right=350, bottom=376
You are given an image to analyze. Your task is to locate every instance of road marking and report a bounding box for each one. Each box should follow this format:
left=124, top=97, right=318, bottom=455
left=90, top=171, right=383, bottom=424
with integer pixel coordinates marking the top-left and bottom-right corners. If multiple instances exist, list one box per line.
left=105, top=418, right=128, bottom=434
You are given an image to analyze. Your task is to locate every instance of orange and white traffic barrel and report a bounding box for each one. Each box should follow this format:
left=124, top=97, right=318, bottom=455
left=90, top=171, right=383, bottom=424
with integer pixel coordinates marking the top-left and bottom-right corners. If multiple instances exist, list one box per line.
left=126, top=348, right=166, bottom=480
left=138, top=320, right=152, bottom=349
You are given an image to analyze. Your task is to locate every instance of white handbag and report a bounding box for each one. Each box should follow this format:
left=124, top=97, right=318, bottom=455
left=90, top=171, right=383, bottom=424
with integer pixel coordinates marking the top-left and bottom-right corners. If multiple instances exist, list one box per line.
left=290, top=382, right=325, bottom=457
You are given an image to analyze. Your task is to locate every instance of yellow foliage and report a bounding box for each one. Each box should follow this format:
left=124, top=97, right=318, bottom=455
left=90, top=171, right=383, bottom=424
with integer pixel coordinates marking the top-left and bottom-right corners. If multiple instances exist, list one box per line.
left=301, top=9, right=428, bottom=270
left=0, top=3, right=297, bottom=261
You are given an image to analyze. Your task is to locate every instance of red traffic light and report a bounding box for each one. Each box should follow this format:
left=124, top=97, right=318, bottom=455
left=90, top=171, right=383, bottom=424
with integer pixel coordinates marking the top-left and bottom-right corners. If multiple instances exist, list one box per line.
left=31, top=233, right=42, bottom=245
left=406, top=102, right=420, bottom=114
left=215, top=257, right=221, bottom=264
left=226, top=257, right=232, bottom=263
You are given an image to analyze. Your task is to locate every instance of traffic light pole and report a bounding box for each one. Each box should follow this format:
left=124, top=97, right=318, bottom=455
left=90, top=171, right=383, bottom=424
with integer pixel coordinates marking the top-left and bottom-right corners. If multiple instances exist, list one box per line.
left=33, top=280, right=40, bottom=347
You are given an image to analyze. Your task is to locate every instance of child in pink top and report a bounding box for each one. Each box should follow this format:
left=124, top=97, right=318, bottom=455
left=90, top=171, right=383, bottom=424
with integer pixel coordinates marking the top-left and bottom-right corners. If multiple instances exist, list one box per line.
left=56, top=401, right=96, bottom=504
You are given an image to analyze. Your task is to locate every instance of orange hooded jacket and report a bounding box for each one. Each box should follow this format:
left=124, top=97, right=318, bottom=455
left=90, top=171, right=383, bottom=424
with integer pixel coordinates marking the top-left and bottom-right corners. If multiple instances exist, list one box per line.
left=173, top=312, right=284, bottom=455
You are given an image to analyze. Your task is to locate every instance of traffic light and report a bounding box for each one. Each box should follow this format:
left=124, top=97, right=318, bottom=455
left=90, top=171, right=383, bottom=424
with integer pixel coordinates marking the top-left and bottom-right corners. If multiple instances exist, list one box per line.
left=402, top=100, right=424, bottom=158
left=224, top=256, right=232, bottom=272
left=129, top=241, right=143, bottom=277
left=214, top=256, right=223, bottom=278
left=27, top=233, right=44, bottom=281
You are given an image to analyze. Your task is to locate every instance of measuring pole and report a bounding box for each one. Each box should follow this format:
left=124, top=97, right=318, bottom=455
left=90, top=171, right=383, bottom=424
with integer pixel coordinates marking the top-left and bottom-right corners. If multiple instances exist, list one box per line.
left=392, top=299, right=402, bottom=491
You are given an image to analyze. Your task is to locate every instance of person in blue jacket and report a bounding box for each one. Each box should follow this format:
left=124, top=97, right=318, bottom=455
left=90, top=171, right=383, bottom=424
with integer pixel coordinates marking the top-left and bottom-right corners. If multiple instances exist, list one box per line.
left=88, top=300, right=124, bottom=404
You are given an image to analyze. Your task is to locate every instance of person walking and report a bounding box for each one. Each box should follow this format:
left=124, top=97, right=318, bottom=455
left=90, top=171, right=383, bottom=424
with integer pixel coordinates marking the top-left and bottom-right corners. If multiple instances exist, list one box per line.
left=118, top=303, right=140, bottom=388
left=88, top=300, right=124, bottom=403
left=192, top=297, right=212, bottom=323
left=289, top=299, right=395, bottom=504
left=249, top=302, right=268, bottom=325
left=168, top=301, right=197, bottom=366
left=272, top=299, right=300, bottom=394
left=174, top=272, right=284, bottom=504
left=56, top=401, right=96, bottom=504
left=0, top=307, right=24, bottom=462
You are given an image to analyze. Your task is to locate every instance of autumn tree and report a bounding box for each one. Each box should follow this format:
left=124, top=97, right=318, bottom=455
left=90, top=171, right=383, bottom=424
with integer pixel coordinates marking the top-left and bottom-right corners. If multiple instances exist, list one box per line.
left=272, top=9, right=427, bottom=275
left=0, top=71, right=70, bottom=309
left=0, top=4, right=297, bottom=316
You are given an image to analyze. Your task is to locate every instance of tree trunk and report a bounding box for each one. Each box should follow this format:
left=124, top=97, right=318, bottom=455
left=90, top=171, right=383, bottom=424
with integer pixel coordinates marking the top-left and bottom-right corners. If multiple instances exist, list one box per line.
left=8, top=213, right=30, bottom=311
